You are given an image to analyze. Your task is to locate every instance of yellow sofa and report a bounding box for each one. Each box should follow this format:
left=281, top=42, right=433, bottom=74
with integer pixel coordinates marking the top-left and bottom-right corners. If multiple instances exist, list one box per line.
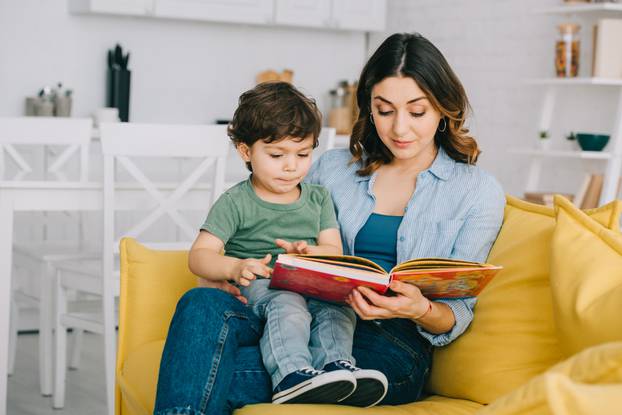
left=116, top=195, right=622, bottom=415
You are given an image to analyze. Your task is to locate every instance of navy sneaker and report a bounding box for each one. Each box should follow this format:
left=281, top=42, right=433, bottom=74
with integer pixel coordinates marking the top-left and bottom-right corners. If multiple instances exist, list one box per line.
left=323, top=360, right=388, bottom=407
left=272, top=367, right=356, bottom=404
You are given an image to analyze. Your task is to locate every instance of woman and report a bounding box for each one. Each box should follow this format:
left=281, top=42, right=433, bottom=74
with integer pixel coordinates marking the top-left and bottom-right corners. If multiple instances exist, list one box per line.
left=154, top=32, right=505, bottom=415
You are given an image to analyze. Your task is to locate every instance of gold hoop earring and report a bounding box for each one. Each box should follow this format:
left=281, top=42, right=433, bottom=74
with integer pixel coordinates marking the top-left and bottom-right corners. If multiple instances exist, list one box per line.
left=438, top=118, right=447, bottom=132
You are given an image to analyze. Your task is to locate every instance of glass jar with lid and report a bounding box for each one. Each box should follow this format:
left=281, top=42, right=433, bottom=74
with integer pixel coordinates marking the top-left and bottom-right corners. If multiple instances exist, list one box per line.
left=555, top=23, right=580, bottom=77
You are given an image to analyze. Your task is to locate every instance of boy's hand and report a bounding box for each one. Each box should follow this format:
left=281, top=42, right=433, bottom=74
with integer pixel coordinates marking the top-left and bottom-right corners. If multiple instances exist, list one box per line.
left=233, top=254, right=272, bottom=286
left=197, top=277, right=248, bottom=304
left=275, top=239, right=312, bottom=254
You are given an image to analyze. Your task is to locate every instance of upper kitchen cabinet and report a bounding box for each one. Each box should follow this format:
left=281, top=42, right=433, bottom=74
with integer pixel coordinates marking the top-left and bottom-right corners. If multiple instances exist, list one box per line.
left=331, top=0, right=386, bottom=32
left=274, top=0, right=332, bottom=29
left=68, top=0, right=155, bottom=16
left=68, top=0, right=386, bottom=32
left=274, top=0, right=386, bottom=31
left=153, top=0, right=274, bottom=25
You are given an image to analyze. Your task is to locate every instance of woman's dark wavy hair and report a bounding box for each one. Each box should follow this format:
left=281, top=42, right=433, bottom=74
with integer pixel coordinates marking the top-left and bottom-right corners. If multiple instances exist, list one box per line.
left=228, top=81, right=322, bottom=171
left=350, top=33, right=479, bottom=176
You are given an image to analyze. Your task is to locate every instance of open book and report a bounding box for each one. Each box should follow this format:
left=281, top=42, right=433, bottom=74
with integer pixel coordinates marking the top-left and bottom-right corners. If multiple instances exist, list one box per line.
left=269, top=254, right=502, bottom=304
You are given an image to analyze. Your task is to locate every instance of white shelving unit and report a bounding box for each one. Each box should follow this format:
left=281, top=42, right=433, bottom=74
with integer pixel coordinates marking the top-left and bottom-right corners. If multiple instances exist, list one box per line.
left=514, top=4, right=622, bottom=205
left=514, top=78, right=622, bottom=204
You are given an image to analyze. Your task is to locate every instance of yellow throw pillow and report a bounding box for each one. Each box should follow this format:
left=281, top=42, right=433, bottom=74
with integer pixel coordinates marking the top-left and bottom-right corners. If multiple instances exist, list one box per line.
left=476, top=342, right=622, bottom=415
left=427, top=196, right=622, bottom=404
left=551, top=195, right=622, bottom=357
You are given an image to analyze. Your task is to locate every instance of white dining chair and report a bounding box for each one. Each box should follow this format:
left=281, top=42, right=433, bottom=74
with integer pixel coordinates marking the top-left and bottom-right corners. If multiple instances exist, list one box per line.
left=52, top=123, right=230, bottom=415
left=0, top=116, right=95, bottom=397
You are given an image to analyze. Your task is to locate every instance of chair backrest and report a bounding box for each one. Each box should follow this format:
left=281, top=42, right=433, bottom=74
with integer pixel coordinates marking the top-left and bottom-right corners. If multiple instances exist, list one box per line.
left=99, top=122, right=230, bottom=254
left=0, top=117, right=92, bottom=181
left=311, top=127, right=337, bottom=158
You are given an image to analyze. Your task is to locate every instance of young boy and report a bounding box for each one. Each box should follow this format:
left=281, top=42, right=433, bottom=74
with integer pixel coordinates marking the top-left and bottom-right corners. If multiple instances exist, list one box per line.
left=188, top=82, right=387, bottom=406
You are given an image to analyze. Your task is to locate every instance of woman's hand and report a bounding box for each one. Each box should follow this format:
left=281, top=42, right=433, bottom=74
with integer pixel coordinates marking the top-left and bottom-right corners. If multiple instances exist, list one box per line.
left=346, top=280, right=431, bottom=320
left=232, top=254, right=272, bottom=287
left=197, top=278, right=248, bottom=304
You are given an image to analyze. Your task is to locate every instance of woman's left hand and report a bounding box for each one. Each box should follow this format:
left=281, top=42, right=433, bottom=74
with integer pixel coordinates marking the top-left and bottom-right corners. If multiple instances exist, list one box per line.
left=346, top=280, right=430, bottom=320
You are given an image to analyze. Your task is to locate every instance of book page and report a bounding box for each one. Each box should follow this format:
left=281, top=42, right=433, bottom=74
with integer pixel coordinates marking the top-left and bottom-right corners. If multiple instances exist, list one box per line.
left=391, top=257, right=487, bottom=273
left=290, top=254, right=385, bottom=273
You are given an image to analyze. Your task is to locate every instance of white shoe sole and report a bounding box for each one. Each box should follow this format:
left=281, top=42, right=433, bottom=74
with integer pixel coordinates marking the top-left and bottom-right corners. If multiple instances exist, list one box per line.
left=339, top=369, right=388, bottom=407
left=272, top=370, right=356, bottom=404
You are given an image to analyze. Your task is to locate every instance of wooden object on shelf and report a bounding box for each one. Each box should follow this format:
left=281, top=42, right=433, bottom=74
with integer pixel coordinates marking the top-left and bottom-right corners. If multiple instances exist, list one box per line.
left=255, top=69, right=294, bottom=85
left=592, top=19, right=622, bottom=78
left=574, top=174, right=592, bottom=206
left=579, top=174, right=604, bottom=209
left=524, top=192, right=574, bottom=207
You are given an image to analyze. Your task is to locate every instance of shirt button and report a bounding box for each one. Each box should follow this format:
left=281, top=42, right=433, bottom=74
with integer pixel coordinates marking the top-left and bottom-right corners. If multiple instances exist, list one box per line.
left=399, top=236, right=405, bottom=242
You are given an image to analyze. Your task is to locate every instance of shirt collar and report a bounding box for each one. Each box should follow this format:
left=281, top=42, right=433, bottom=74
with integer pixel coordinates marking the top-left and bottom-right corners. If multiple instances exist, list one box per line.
left=427, top=146, right=454, bottom=181
left=353, top=146, right=455, bottom=183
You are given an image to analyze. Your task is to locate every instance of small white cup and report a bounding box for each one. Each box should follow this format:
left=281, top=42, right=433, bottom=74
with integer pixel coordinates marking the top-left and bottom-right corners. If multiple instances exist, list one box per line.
left=93, top=107, right=120, bottom=127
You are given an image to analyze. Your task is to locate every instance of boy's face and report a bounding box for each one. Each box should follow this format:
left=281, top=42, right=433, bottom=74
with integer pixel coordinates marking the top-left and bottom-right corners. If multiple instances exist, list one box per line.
left=237, top=135, right=315, bottom=195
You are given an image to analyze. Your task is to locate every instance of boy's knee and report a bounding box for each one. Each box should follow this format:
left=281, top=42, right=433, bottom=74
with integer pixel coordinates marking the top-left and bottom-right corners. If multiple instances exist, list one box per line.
left=266, top=291, right=309, bottom=315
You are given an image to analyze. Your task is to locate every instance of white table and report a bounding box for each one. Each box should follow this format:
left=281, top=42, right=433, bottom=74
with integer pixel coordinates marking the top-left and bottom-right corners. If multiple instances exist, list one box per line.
left=0, top=179, right=217, bottom=413
left=0, top=181, right=102, bottom=414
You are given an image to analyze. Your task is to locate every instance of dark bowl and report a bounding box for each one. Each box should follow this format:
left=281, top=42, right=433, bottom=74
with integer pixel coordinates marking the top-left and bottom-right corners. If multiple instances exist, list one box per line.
left=576, top=133, right=610, bottom=152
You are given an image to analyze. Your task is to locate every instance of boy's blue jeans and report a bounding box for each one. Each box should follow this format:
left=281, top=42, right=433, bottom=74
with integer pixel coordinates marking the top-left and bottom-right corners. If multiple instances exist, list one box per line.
left=240, top=279, right=356, bottom=387
left=154, top=288, right=432, bottom=415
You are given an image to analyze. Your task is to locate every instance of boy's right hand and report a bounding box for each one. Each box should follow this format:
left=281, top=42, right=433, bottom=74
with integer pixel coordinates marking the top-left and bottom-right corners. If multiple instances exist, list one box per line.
left=233, top=254, right=272, bottom=286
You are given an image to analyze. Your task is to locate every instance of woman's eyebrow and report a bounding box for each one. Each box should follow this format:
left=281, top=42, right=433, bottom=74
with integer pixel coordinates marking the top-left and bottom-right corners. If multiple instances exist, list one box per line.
left=373, top=95, right=427, bottom=104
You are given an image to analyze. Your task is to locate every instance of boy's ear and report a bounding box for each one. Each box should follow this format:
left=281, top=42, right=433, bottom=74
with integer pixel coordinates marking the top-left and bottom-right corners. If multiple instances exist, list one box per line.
left=236, top=143, right=251, bottom=162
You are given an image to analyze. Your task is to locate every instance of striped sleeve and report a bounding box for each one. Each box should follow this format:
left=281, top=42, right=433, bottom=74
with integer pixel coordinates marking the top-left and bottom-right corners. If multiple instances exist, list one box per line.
left=416, top=298, right=477, bottom=346
left=450, top=174, right=505, bottom=263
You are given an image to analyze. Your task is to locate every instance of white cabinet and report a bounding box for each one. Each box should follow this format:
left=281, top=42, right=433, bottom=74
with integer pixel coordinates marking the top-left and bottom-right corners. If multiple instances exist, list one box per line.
left=274, top=0, right=332, bottom=28
left=153, top=0, right=274, bottom=25
left=68, top=0, right=387, bottom=32
left=68, top=0, right=155, bottom=16
left=331, top=0, right=386, bottom=32
left=274, top=0, right=386, bottom=31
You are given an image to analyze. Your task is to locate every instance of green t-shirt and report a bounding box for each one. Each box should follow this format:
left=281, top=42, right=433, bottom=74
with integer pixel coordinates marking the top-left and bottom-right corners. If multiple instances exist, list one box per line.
left=201, top=178, right=338, bottom=266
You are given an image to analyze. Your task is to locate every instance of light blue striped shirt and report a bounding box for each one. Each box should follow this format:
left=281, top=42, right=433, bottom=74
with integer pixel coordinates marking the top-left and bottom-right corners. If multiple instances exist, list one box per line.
left=306, top=147, right=505, bottom=346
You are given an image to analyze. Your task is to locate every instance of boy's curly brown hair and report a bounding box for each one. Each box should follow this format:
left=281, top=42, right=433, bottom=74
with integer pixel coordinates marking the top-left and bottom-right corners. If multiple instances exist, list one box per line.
left=228, top=82, right=322, bottom=171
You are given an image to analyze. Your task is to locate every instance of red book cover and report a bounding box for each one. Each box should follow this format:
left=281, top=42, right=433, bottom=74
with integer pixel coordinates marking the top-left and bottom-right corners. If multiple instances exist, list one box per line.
left=271, top=262, right=389, bottom=303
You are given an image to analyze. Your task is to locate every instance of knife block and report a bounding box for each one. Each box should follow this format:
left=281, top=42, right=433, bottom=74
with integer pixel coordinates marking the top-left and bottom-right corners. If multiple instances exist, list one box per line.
left=107, top=68, right=131, bottom=122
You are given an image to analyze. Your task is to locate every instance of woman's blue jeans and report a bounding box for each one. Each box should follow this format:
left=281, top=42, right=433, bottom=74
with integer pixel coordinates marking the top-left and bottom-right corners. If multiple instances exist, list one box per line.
left=154, top=288, right=432, bottom=415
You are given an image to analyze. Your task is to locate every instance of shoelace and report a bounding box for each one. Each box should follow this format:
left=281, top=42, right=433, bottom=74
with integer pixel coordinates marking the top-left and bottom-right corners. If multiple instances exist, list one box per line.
left=337, top=360, right=359, bottom=371
left=300, top=367, right=324, bottom=376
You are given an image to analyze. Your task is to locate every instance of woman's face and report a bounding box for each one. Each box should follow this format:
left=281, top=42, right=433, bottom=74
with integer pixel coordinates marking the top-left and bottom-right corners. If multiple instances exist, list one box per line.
left=370, top=76, right=442, bottom=162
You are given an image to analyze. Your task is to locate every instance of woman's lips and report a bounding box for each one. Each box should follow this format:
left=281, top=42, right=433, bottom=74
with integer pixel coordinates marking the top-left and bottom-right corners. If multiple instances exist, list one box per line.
left=392, top=139, right=413, bottom=148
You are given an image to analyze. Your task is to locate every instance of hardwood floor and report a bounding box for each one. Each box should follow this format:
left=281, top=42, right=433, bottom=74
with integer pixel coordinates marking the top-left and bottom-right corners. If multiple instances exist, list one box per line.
left=8, top=332, right=107, bottom=415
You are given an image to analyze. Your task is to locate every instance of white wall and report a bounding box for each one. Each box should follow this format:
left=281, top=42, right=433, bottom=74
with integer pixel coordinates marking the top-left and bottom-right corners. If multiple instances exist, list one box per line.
left=0, top=0, right=366, bottom=123
left=372, top=0, right=618, bottom=198
left=2, top=0, right=618, bottom=198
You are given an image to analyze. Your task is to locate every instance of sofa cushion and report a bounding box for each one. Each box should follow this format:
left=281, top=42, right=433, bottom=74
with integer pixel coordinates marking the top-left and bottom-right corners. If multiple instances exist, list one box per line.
left=119, top=338, right=483, bottom=415
left=118, top=339, right=164, bottom=414
left=117, top=238, right=196, bottom=415
left=551, top=195, right=622, bottom=357
left=475, top=341, right=622, bottom=415
left=427, top=196, right=622, bottom=404
left=236, top=395, right=482, bottom=415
